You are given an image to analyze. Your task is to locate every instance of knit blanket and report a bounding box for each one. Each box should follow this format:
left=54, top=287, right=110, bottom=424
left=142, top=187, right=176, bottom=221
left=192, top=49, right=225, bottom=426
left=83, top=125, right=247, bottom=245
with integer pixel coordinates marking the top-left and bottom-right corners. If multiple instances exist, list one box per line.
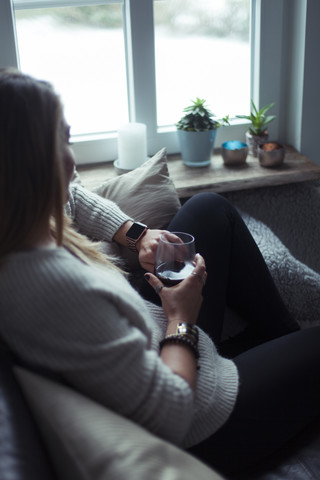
left=223, top=181, right=320, bottom=329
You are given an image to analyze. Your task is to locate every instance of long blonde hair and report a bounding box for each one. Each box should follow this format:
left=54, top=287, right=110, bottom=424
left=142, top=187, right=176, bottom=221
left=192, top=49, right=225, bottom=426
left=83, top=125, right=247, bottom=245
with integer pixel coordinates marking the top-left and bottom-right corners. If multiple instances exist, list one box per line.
left=51, top=214, right=124, bottom=270
left=0, top=68, right=121, bottom=271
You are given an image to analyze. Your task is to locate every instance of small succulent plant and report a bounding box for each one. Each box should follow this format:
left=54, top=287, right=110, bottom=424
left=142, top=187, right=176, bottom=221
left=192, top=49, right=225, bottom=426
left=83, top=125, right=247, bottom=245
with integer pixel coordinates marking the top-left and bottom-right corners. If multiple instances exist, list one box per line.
left=236, top=99, right=276, bottom=136
left=176, top=98, right=229, bottom=132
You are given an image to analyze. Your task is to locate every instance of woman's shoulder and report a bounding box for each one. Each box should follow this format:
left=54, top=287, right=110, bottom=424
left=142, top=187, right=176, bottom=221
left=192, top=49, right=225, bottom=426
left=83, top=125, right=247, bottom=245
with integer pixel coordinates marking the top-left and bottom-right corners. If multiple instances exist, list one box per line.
left=2, top=246, right=151, bottom=334
left=36, top=248, right=146, bottom=313
left=3, top=246, right=116, bottom=291
left=35, top=247, right=125, bottom=292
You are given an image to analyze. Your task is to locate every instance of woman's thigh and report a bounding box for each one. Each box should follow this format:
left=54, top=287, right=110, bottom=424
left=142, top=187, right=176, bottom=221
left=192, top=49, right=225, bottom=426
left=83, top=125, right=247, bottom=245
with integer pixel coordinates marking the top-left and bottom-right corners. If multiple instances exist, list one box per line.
left=168, top=192, right=298, bottom=343
left=188, top=326, right=320, bottom=475
left=140, top=193, right=234, bottom=327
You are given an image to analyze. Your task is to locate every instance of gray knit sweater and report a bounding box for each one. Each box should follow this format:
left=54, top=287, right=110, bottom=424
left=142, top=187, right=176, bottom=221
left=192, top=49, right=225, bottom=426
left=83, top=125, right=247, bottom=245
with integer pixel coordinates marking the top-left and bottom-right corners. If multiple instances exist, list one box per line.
left=0, top=184, right=239, bottom=448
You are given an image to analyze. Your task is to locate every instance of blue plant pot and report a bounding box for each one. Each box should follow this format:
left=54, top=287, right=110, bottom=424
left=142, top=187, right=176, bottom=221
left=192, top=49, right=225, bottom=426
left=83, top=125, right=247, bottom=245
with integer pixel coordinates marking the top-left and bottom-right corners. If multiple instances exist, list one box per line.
left=177, top=129, right=217, bottom=167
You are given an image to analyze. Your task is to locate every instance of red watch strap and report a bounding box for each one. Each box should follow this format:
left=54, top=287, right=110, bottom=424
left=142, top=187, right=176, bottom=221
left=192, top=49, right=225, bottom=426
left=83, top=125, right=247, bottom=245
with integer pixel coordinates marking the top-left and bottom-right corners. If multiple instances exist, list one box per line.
left=126, top=227, right=148, bottom=252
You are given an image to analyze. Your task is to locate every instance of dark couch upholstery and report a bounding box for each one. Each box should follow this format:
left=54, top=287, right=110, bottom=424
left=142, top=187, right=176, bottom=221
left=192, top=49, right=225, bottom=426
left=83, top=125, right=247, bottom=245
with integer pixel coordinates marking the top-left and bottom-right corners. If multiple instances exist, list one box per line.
left=1, top=342, right=320, bottom=480
left=0, top=346, right=57, bottom=480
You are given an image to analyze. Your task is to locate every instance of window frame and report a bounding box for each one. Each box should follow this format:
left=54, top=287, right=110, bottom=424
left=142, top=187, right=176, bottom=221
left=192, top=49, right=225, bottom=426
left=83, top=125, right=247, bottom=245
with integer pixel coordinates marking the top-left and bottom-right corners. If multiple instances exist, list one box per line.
left=1, top=0, right=282, bottom=165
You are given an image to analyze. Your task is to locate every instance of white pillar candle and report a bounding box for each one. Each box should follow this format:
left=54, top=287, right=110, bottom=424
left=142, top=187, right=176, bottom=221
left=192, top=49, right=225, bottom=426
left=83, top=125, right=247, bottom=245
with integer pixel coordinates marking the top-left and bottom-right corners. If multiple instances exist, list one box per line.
left=117, top=123, right=147, bottom=169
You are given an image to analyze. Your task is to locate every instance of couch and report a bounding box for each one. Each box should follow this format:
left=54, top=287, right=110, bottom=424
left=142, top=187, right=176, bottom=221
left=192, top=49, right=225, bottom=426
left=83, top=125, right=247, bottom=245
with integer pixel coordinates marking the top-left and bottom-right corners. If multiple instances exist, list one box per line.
left=2, top=148, right=320, bottom=480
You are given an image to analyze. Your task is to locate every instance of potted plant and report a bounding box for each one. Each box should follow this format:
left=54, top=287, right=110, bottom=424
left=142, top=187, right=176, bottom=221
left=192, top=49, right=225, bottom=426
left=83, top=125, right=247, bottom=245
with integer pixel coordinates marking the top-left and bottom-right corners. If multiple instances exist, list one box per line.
left=236, top=99, right=276, bottom=157
left=176, top=98, right=229, bottom=167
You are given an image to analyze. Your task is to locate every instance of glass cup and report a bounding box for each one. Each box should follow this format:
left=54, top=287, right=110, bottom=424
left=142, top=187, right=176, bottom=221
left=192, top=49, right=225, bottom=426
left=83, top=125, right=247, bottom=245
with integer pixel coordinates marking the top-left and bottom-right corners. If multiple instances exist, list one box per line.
left=155, top=232, right=195, bottom=286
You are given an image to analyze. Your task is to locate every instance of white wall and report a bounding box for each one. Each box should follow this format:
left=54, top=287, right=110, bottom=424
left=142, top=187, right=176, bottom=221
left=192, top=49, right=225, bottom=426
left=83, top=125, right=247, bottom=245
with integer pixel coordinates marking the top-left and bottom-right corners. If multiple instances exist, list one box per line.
left=280, top=0, right=320, bottom=165
left=0, top=1, right=18, bottom=68
left=254, top=0, right=284, bottom=141
left=300, top=0, right=320, bottom=164
left=279, top=0, right=306, bottom=150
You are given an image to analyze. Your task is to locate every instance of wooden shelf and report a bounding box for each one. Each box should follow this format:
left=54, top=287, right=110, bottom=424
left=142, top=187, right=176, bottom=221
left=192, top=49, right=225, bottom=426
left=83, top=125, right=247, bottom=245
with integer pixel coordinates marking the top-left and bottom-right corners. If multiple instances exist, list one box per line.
left=78, top=145, right=320, bottom=199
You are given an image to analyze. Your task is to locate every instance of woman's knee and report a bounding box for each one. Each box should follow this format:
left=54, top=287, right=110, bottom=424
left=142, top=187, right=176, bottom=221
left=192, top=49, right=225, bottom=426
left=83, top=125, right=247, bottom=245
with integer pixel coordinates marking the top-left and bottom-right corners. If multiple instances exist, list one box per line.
left=185, top=192, right=230, bottom=209
left=168, top=193, right=239, bottom=241
left=181, top=193, right=238, bottom=227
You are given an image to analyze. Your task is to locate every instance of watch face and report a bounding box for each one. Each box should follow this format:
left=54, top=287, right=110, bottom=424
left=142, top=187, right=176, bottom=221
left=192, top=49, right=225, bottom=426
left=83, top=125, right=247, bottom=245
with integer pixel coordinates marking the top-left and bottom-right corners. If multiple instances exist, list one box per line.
left=127, top=223, right=146, bottom=240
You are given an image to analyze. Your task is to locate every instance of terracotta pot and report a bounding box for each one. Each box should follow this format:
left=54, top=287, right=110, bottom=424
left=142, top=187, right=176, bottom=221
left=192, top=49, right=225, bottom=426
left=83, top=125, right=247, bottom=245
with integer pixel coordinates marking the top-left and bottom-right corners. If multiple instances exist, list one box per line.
left=258, top=142, right=285, bottom=168
left=246, top=130, right=268, bottom=157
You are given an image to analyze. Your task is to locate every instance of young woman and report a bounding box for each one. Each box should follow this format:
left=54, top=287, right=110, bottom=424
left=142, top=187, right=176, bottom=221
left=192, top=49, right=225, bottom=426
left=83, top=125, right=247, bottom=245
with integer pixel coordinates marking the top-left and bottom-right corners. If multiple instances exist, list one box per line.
left=0, top=68, right=319, bottom=477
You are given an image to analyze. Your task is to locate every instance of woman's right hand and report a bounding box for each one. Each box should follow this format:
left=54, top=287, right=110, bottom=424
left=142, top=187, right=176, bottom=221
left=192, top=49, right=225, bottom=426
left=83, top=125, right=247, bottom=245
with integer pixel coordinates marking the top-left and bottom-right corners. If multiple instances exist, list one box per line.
left=145, top=253, right=207, bottom=328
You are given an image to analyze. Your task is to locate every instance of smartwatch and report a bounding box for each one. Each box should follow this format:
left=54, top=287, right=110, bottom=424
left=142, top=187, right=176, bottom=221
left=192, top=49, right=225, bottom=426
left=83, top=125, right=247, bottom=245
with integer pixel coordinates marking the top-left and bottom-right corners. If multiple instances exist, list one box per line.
left=126, top=222, right=148, bottom=252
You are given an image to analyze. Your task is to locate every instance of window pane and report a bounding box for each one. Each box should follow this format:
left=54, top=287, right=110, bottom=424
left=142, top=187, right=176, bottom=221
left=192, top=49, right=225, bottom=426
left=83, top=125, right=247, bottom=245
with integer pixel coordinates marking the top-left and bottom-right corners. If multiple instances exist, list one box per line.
left=154, top=0, right=251, bottom=127
left=14, top=4, right=128, bottom=137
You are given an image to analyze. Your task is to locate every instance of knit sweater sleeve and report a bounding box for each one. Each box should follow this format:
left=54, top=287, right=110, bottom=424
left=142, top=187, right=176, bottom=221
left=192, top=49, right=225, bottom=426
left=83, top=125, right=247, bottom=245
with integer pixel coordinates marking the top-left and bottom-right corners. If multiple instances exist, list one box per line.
left=3, top=251, right=194, bottom=445
left=144, top=301, right=239, bottom=448
left=61, top=299, right=194, bottom=445
left=1, top=249, right=239, bottom=447
left=65, top=183, right=131, bottom=241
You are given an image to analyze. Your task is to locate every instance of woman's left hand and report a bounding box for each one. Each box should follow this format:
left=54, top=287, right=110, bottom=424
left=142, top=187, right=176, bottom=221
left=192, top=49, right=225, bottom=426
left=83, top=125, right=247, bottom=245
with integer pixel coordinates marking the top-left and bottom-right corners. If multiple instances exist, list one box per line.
left=136, top=229, right=168, bottom=272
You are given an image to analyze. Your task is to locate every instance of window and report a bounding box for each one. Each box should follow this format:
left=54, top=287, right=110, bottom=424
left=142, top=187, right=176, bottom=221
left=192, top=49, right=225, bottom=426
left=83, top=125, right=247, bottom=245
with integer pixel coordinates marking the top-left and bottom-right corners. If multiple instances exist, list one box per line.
left=14, top=3, right=128, bottom=136
left=1, top=0, right=281, bottom=165
left=154, top=0, right=250, bottom=127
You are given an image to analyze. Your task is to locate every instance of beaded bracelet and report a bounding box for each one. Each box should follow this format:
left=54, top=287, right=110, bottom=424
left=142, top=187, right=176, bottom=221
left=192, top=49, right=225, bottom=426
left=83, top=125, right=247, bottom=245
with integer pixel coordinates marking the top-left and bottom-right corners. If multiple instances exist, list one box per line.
left=165, top=332, right=198, bottom=345
left=159, top=334, right=200, bottom=359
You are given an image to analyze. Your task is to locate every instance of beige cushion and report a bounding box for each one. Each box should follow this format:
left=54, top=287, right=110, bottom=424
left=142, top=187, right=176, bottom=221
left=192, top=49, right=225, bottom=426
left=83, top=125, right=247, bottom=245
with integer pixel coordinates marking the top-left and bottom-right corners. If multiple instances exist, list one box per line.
left=92, top=147, right=181, bottom=229
left=14, top=367, right=224, bottom=480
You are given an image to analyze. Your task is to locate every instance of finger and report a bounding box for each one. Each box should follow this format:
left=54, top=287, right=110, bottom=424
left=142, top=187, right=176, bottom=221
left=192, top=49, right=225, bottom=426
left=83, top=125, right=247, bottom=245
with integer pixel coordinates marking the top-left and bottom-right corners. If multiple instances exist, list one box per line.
left=193, top=257, right=206, bottom=274
left=191, top=254, right=207, bottom=285
left=191, top=271, right=207, bottom=286
left=161, top=232, right=184, bottom=244
left=194, top=253, right=206, bottom=268
left=144, top=272, right=165, bottom=295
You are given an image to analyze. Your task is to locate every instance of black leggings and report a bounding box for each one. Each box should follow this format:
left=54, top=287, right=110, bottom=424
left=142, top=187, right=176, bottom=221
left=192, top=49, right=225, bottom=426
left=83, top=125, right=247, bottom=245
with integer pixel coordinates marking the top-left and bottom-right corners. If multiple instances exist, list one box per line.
left=140, top=193, right=320, bottom=475
left=189, top=326, right=320, bottom=475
